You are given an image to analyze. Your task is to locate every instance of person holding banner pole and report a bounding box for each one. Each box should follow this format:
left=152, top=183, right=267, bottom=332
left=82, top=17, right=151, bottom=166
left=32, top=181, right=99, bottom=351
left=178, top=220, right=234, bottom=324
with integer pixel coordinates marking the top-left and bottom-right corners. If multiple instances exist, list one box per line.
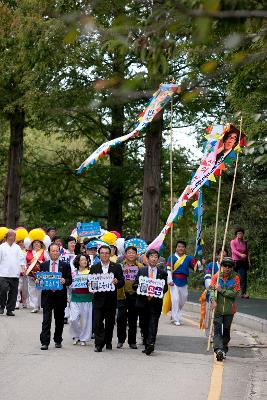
left=89, top=245, right=124, bottom=352
left=209, top=257, right=240, bottom=361
left=133, top=249, right=168, bottom=356
left=69, top=254, right=93, bottom=346
left=38, top=243, right=72, bottom=350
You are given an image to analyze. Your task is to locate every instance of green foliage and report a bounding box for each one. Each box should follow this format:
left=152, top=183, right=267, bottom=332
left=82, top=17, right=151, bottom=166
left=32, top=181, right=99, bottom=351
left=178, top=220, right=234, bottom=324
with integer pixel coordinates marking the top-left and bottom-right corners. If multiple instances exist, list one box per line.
left=0, top=0, right=266, bottom=295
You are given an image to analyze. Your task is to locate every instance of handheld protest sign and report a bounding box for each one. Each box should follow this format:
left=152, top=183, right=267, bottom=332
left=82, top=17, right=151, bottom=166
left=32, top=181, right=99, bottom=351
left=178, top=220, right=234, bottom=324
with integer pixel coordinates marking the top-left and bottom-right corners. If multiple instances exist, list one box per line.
left=88, top=273, right=115, bottom=293
left=137, top=276, right=165, bottom=299
left=36, top=272, right=62, bottom=291
left=123, top=266, right=139, bottom=281
left=76, top=221, right=101, bottom=238
left=71, top=274, right=89, bottom=289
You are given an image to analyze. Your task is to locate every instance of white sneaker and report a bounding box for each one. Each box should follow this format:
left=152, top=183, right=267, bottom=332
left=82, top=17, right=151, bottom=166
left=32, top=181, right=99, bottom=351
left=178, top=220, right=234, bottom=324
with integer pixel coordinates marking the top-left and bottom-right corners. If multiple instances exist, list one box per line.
left=80, top=341, right=86, bottom=346
left=31, top=309, right=38, bottom=313
left=73, top=339, right=79, bottom=345
left=174, top=321, right=181, bottom=326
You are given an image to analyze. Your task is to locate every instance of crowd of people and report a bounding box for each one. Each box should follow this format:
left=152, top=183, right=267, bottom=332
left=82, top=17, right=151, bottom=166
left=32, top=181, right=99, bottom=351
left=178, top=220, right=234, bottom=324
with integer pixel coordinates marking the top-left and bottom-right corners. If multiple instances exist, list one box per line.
left=0, top=225, right=250, bottom=360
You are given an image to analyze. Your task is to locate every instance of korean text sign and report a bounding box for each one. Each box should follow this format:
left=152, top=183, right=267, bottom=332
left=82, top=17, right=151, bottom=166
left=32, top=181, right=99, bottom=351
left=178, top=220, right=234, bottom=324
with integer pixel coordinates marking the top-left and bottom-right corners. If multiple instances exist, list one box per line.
left=137, top=276, right=165, bottom=299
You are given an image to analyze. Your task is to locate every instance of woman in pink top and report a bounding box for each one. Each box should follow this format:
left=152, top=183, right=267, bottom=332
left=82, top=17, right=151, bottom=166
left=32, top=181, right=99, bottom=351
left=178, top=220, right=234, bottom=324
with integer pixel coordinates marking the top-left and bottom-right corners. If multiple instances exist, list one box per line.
left=230, top=228, right=249, bottom=298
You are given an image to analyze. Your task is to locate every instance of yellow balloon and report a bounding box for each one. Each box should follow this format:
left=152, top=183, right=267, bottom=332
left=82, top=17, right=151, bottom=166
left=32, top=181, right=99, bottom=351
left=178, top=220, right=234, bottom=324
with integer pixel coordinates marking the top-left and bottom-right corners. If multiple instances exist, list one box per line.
left=15, top=227, right=29, bottom=242
left=0, top=227, right=8, bottom=241
left=28, top=228, right=45, bottom=242
left=101, top=231, right=117, bottom=246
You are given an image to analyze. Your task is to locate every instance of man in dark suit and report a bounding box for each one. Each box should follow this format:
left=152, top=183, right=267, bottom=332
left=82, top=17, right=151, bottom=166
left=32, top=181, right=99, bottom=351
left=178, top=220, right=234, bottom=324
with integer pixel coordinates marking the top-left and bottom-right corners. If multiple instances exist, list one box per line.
left=133, top=249, right=168, bottom=356
left=89, top=245, right=124, bottom=352
left=38, top=243, right=72, bottom=350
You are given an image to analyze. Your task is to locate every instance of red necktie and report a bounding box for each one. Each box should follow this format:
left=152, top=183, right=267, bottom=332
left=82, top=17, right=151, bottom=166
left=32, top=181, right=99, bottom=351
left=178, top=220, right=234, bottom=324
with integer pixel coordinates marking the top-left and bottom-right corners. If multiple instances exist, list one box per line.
left=51, top=261, right=57, bottom=292
left=52, top=261, right=56, bottom=272
left=148, top=268, right=154, bottom=301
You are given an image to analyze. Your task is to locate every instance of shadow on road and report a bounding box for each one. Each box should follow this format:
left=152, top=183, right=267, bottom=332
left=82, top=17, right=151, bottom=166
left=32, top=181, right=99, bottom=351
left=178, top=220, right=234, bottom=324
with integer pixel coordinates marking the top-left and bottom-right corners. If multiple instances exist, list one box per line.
left=157, top=335, right=258, bottom=358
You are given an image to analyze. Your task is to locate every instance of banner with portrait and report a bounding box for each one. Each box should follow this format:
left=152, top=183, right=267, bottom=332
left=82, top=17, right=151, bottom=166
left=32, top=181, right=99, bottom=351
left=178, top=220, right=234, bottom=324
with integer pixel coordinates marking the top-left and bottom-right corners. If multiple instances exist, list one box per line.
left=87, top=273, right=115, bottom=293
left=137, top=276, right=165, bottom=299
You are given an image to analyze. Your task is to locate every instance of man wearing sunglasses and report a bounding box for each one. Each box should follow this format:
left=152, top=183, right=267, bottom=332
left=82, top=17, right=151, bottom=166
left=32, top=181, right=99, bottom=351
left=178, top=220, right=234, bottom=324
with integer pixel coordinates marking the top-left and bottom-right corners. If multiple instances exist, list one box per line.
left=209, top=257, right=240, bottom=361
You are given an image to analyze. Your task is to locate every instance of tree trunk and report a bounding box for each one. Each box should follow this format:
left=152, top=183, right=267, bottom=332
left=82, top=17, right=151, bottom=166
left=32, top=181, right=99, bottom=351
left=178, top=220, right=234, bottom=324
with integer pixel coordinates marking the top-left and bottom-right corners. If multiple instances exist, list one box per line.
left=107, top=103, right=124, bottom=233
left=4, top=109, right=25, bottom=228
left=140, top=110, right=163, bottom=242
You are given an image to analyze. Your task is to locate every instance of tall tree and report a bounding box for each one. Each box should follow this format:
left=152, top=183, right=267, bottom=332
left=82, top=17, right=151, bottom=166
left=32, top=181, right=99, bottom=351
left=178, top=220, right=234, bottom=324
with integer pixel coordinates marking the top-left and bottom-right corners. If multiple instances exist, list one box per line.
left=0, top=0, right=84, bottom=226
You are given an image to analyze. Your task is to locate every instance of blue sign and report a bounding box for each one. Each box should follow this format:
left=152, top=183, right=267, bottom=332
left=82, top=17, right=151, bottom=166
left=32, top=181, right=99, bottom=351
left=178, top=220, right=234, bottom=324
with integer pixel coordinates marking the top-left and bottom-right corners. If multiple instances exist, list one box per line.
left=77, top=221, right=101, bottom=238
left=124, top=238, right=147, bottom=254
left=36, top=272, right=62, bottom=291
left=72, top=274, right=89, bottom=289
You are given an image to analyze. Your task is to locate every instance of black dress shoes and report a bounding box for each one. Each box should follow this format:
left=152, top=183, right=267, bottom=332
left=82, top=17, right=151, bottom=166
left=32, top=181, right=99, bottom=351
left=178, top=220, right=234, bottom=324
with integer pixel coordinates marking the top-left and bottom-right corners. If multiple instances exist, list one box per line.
left=55, top=343, right=62, bottom=348
left=40, top=344, right=48, bottom=350
left=94, top=346, right=102, bottom=352
left=129, top=344, right=137, bottom=349
left=6, top=311, right=15, bottom=316
left=106, top=343, right=112, bottom=350
left=145, top=344, right=154, bottom=356
left=117, top=342, right=123, bottom=349
left=0, top=307, right=4, bottom=315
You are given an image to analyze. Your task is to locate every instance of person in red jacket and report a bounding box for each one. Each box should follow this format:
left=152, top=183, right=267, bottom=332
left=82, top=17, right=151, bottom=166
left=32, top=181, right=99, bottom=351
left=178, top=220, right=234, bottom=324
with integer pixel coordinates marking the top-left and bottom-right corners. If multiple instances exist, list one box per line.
left=26, top=239, right=49, bottom=313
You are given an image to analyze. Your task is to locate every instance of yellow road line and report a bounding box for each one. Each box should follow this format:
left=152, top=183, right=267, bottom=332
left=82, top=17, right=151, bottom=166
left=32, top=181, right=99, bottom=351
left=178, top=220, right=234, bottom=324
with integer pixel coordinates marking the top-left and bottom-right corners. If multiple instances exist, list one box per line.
left=182, top=316, right=200, bottom=328
left=207, top=354, right=224, bottom=400
left=181, top=314, right=224, bottom=400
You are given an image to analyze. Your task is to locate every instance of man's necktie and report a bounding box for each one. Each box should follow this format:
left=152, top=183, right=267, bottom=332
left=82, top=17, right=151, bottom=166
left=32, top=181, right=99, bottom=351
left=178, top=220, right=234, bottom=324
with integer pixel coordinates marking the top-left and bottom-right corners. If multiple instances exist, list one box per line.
left=148, top=268, right=154, bottom=300
left=52, top=261, right=56, bottom=272
left=51, top=262, right=56, bottom=292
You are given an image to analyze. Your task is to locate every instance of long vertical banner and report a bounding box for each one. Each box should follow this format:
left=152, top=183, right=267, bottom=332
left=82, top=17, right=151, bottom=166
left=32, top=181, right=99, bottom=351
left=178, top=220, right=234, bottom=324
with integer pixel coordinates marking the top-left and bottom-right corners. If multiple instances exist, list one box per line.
left=193, top=188, right=203, bottom=260
left=148, top=123, right=246, bottom=251
left=76, top=83, right=181, bottom=173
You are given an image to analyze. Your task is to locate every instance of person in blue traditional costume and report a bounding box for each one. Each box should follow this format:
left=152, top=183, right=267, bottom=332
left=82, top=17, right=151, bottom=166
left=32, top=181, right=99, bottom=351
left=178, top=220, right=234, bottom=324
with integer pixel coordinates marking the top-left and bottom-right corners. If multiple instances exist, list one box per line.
left=165, top=240, right=195, bottom=326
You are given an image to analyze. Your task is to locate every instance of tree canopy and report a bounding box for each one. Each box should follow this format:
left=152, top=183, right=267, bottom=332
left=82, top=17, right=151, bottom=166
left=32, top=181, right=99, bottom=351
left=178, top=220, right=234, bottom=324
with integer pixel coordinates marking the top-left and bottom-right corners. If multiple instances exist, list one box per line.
left=0, top=0, right=266, bottom=295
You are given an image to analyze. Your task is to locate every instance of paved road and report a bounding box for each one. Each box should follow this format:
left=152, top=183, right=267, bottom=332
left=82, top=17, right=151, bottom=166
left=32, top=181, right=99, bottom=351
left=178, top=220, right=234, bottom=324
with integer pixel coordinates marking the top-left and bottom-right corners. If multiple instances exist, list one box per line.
left=188, top=290, right=267, bottom=320
left=0, top=308, right=266, bottom=400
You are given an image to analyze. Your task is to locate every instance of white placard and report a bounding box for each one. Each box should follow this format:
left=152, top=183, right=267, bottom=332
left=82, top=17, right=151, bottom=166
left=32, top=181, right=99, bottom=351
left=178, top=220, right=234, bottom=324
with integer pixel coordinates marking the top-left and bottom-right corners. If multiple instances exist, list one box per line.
left=137, top=276, right=165, bottom=299
left=71, top=274, right=89, bottom=289
left=88, top=273, right=115, bottom=293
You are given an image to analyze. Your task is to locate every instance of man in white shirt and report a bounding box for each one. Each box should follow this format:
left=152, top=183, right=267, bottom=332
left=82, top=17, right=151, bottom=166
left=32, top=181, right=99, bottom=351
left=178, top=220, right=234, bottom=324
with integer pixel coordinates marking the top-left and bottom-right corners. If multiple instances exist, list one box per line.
left=89, top=245, right=125, bottom=352
left=0, top=230, right=22, bottom=316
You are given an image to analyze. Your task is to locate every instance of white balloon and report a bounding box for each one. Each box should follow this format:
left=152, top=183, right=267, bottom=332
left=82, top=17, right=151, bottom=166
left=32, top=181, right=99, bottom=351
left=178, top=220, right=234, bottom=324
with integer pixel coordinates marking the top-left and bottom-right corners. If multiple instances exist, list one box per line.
left=116, top=238, right=125, bottom=257
left=24, top=237, right=31, bottom=250
left=43, top=235, right=51, bottom=250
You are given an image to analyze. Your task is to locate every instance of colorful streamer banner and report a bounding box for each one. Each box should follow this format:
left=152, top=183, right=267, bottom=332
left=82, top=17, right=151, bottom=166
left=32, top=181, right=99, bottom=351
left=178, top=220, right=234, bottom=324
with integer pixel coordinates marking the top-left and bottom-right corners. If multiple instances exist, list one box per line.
left=76, top=83, right=180, bottom=173
left=193, top=188, right=203, bottom=260
left=148, top=123, right=246, bottom=251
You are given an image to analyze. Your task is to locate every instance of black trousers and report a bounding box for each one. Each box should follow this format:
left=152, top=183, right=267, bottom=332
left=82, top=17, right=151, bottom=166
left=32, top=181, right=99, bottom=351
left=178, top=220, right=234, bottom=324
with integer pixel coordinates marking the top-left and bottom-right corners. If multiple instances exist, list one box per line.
left=235, top=260, right=248, bottom=295
left=138, top=304, right=161, bottom=347
left=0, top=277, right=19, bottom=312
left=117, top=294, right=138, bottom=345
left=213, top=313, right=234, bottom=353
left=40, top=301, right=65, bottom=346
left=93, top=305, right=116, bottom=347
